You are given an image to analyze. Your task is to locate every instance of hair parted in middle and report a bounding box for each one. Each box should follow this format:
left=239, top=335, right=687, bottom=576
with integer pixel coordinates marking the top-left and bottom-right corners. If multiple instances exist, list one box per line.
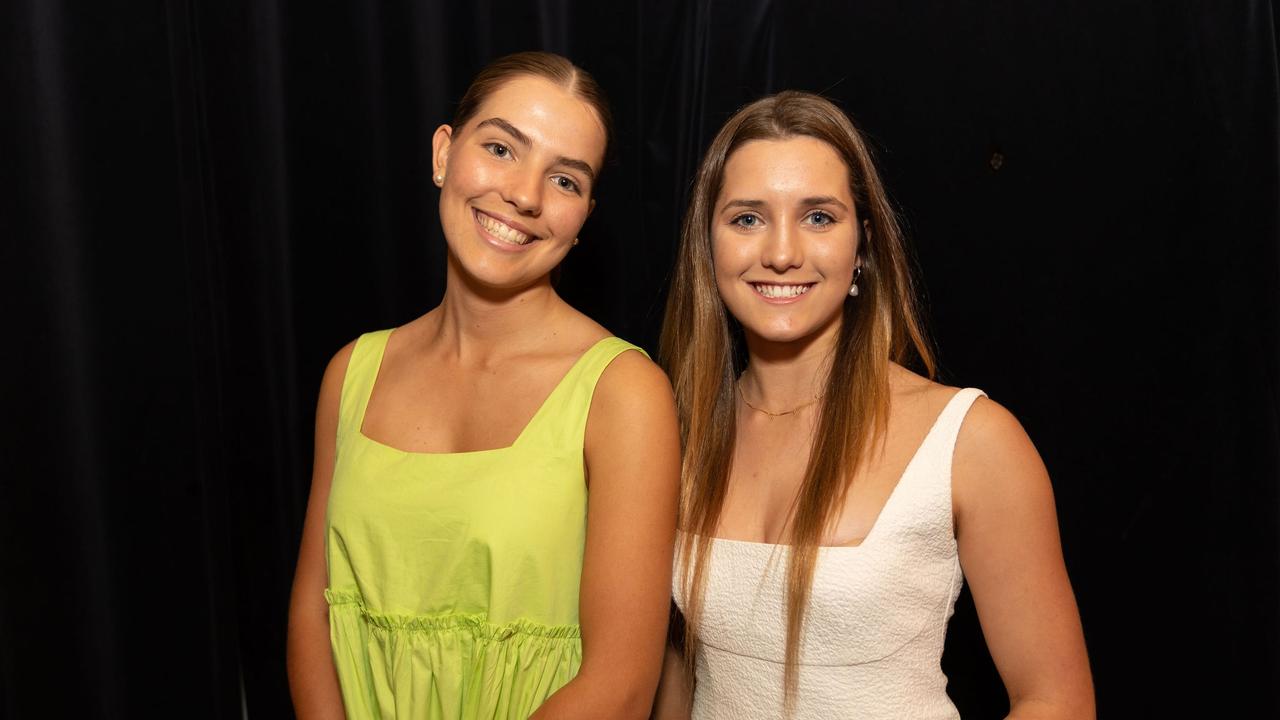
left=659, top=90, right=936, bottom=712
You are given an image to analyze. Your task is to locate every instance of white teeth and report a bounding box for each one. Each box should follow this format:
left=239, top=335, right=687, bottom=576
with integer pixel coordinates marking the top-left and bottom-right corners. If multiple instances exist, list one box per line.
left=477, top=212, right=532, bottom=245
left=753, top=283, right=811, bottom=299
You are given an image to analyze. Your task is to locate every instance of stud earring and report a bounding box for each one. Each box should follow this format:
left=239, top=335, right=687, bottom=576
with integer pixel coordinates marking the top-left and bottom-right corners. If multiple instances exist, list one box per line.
left=572, top=237, right=580, bottom=247
left=434, top=173, right=444, bottom=185
left=849, top=266, right=863, bottom=297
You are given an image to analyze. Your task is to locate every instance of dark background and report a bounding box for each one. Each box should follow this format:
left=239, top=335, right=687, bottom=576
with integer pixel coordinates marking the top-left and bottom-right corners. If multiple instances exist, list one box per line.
left=4, top=1, right=1277, bottom=717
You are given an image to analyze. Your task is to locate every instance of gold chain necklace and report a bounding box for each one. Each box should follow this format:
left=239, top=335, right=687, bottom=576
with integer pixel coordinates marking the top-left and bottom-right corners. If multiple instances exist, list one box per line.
left=736, top=382, right=824, bottom=417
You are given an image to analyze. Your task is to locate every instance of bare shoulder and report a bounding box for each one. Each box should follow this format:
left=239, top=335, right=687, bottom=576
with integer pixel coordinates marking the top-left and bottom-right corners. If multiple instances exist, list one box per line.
left=324, top=338, right=359, bottom=378
left=886, top=366, right=1049, bottom=505
left=311, top=338, right=362, bottom=472
left=591, top=345, right=676, bottom=418
left=887, top=361, right=1031, bottom=459
left=954, top=396, right=1040, bottom=471
left=317, top=339, right=359, bottom=412
left=584, top=341, right=677, bottom=453
left=952, top=395, right=1054, bottom=523
left=583, top=348, right=679, bottom=498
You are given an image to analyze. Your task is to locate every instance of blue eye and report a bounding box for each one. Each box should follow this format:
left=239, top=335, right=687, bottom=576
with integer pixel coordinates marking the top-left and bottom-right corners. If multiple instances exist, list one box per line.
left=807, top=211, right=834, bottom=226
left=732, top=214, right=761, bottom=228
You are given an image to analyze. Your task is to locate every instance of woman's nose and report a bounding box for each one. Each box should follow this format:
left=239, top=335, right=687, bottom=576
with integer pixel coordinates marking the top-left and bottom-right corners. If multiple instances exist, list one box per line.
left=505, top=166, right=543, bottom=216
left=762, top=224, right=802, bottom=271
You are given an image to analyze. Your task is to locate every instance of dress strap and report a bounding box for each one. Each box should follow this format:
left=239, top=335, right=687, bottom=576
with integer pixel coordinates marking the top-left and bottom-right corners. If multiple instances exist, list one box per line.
left=337, top=329, right=393, bottom=437
left=905, top=386, right=988, bottom=501
left=927, top=387, right=987, bottom=463
left=515, top=337, right=648, bottom=450
left=867, top=387, right=987, bottom=545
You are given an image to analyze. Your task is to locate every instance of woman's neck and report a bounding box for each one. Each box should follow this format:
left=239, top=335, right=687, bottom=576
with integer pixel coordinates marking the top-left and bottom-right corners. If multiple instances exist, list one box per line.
left=739, top=323, right=840, bottom=412
left=430, top=261, right=566, bottom=362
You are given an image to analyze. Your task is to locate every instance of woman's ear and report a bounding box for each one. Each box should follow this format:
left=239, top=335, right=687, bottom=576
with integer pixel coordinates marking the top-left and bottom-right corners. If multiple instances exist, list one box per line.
left=431, top=124, right=454, bottom=185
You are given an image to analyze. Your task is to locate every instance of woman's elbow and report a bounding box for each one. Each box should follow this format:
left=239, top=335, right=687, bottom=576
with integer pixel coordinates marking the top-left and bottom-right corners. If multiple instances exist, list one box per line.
left=616, top=687, right=659, bottom=720
left=1008, top=691, right=1095, bottom=720
left=582, top=665, right=660, bottom=720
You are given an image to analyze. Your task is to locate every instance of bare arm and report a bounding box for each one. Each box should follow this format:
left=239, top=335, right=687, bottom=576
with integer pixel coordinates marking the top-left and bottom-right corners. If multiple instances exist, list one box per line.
left=286, top=343, right=353, bottom=720
left=953, top=398, right=1095, bottom=720
left=531, top=351, right=682, bottom=719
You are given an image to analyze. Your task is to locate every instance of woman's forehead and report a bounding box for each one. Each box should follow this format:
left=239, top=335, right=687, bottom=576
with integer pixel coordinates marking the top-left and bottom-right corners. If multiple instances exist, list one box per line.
left=466, top=76, right=607, bottom=171
left=719, top=137, right=852, bottom=200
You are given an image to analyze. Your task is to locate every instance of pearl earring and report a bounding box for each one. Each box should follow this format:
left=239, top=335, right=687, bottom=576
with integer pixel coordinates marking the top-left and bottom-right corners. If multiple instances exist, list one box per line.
left=434, top=173, right=444, bottom=184
left=849, top=266, right=863, bottom=297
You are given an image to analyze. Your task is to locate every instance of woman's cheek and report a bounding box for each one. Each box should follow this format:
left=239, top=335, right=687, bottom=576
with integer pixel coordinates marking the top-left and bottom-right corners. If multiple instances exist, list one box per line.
left=454, top=163, right=493, bottom=193
left=552, top=201, right=591, bottom=239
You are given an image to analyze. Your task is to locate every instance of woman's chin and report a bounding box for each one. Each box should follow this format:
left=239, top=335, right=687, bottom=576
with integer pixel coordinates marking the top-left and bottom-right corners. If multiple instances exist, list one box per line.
left=738, top=314, right=843, bottom=351
left=743, top=324, right=815, bottom=346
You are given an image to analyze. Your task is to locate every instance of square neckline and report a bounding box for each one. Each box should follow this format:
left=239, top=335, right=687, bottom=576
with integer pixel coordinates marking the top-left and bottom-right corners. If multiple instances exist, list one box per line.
left=355, top=331, right=616, bottom=457
left=702, top=387, right=971, bottom=552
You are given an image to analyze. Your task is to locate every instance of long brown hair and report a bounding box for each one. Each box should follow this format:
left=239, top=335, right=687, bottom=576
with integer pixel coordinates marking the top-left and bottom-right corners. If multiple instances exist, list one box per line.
left=452, top=51, right=614, bottom=187
left=660, top=91, right=936, bottom=710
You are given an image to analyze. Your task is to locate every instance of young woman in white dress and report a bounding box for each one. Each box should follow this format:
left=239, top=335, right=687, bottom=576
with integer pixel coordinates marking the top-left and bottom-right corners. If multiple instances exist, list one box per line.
left=654, top=91, right=1093, bottom=719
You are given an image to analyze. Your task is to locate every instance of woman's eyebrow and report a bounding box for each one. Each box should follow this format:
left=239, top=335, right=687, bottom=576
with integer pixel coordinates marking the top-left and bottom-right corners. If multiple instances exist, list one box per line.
left=721, top=199, right=766, bottom=210
left=476, top=117, right=596, bottom=183
left=476, top=117, right=532, bottom=148
left=799, top=196, right=849, bottom=210
left=555, top=156, right=596, bottom=183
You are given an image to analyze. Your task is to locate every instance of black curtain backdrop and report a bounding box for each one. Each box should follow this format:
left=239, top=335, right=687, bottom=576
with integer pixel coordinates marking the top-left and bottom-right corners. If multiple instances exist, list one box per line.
left=3, top=1, right=1277, bottom=717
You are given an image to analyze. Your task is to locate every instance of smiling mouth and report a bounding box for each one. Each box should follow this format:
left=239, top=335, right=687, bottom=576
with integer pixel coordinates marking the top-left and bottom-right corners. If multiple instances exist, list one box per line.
left=475, top=209, right=536, bottom=246
left=751, top=282, right=814, bottom=299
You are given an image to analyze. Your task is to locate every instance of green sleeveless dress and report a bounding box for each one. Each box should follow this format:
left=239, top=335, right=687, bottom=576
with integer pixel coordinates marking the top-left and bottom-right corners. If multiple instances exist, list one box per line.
left=324, top=329, right=643, bottom=719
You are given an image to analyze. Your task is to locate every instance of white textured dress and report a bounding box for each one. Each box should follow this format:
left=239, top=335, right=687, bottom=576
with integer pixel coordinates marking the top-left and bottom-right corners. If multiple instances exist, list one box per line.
left=673, top=388, right=986, bottom=720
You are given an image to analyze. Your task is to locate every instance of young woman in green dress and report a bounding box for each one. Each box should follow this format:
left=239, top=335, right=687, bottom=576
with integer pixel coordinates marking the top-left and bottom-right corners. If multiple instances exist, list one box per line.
left=287, top=52, right=680, bottom=720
